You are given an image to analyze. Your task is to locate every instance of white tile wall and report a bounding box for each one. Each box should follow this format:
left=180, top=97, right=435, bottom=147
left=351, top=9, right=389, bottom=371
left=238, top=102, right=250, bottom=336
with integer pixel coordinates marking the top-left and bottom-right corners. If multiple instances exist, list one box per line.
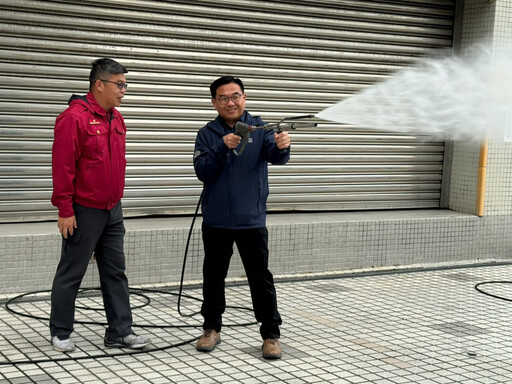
left=449, top=0, right=512, bottom=215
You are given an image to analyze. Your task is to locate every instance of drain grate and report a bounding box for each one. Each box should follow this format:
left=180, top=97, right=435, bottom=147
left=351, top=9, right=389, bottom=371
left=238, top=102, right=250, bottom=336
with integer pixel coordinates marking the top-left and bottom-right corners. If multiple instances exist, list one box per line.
left=309, top=283, right=353, bottom=294
left=429, top=321, right=490, bottom=336
left=440, top=273, right=478, bottom=282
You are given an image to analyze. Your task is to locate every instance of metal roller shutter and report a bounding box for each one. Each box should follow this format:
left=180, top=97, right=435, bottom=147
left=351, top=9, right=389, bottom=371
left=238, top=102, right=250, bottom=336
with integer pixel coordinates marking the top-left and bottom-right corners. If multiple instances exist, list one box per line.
left=0, top=0, right=454, bottom=222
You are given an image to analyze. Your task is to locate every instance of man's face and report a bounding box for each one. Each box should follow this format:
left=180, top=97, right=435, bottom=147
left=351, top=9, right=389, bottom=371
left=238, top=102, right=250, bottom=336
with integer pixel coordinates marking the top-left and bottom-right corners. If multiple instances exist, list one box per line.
left=211, top=82, right=246, bottom=126
left=97, top=73, right=127, bottom=111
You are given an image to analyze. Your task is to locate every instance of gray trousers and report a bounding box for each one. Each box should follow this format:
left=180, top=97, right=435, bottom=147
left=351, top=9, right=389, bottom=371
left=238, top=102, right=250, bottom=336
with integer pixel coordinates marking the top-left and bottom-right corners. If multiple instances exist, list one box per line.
left=49, top=202, right=133, bottom=339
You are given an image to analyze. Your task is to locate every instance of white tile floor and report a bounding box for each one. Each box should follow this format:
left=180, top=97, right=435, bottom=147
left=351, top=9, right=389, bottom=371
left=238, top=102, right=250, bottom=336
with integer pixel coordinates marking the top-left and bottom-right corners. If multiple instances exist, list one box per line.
left=1, top=264, right=512, bottom=383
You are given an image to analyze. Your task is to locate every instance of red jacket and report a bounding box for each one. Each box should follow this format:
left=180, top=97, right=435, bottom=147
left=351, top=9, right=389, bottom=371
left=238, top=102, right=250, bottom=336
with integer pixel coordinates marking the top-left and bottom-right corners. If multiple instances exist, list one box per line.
left=51, top=92, right=127, bottom=218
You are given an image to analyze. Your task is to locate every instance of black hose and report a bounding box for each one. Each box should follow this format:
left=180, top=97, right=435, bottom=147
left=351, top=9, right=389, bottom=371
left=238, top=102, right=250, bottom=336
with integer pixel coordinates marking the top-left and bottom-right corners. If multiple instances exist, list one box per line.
left=177, top=190, right=203, bottom=318
left=474, top=281, right=512, bottom=302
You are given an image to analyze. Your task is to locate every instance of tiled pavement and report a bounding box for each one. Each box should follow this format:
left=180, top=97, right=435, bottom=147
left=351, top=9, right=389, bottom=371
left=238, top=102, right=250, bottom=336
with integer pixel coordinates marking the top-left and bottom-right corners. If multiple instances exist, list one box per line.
left=1, top=263, right=512, bottom=383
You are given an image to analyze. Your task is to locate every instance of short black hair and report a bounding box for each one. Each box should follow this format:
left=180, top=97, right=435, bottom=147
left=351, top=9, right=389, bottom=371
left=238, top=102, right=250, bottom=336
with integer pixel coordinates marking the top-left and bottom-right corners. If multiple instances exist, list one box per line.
left=89, top=58, right=127, bottom=89
left=210, top=76, right=244, bottom=98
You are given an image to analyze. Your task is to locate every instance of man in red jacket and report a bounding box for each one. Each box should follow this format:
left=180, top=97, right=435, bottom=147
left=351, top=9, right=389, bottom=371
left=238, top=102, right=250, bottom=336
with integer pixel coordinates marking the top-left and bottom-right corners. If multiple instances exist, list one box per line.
left=49, top=58, right=150, bottom=352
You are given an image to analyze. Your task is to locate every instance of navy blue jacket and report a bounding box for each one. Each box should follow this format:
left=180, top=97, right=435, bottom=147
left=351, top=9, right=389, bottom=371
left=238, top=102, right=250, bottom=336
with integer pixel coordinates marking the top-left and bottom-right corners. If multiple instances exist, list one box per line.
left=193, top=111, right=290, bottom=229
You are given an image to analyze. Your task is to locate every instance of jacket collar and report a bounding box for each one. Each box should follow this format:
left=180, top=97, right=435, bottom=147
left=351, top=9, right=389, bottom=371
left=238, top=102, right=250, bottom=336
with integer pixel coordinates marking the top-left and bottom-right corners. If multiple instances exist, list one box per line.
left=86, top=92, right=113, bottom=116
left=67, top=92, right=115, bottom=117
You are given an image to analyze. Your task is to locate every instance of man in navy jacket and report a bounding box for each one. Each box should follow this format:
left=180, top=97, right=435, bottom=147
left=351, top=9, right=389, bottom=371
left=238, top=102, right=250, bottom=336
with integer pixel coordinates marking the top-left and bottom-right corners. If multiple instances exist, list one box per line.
left=193, top=76, right=290, bottom=359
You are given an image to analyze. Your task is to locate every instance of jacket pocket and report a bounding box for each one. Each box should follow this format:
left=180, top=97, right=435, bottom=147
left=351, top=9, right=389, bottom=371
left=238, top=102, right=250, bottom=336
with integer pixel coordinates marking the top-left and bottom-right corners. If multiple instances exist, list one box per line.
left=114, top=124, right=126, bottom=162
left=85, top=125, right=108, bottom=157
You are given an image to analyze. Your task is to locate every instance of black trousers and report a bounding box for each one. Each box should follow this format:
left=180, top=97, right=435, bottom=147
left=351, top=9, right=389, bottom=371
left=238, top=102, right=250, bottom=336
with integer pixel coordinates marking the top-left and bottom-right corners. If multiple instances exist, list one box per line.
left=201, top=224, right=282, bottom=340
left=50, top=202, right=133, bottom=339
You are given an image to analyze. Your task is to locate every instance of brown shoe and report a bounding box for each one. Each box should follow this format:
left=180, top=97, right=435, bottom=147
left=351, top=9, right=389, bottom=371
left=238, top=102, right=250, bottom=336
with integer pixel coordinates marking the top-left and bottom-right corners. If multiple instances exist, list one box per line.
left=196, top=329, right=221, bottom=352
left=262, top=338, right=282, bottom=359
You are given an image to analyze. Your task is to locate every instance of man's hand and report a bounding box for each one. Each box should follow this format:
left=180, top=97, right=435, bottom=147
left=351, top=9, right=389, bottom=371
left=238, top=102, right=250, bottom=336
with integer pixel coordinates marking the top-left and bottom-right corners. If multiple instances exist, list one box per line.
left=58, top=215, right=77, bottom=239
left=223, top=133, right=242, bottom=149
left=274, top=131, right=290, bottom=149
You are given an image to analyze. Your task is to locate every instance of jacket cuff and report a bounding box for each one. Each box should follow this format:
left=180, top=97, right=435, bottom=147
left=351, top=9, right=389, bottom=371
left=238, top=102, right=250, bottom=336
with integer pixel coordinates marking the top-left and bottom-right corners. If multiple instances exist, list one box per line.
left=58, top=205, right=75, bottom=218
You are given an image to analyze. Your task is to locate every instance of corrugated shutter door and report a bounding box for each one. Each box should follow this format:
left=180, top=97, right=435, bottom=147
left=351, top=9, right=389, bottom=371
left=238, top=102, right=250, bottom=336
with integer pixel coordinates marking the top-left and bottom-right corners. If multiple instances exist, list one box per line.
left=0, top=0, right=454, bottom=222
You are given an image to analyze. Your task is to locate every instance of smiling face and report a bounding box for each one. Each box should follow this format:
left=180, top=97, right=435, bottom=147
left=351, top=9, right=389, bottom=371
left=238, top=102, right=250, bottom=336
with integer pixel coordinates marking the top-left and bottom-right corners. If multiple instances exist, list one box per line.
left=211, top=82, right=246, bottom=127
left=93, top=73, right=127, bottom=111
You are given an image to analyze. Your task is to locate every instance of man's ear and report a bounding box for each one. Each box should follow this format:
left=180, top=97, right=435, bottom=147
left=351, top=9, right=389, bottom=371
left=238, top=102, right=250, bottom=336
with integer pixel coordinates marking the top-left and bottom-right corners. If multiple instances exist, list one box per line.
left=91, top=79, right=102, bottom=92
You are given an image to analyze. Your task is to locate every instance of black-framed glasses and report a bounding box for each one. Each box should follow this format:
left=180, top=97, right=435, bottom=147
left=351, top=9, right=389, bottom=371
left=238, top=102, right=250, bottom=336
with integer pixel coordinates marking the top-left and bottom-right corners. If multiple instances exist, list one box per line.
left=216, top=93, right=243, bottom=105
left=100, top=79, right=128, bottom=90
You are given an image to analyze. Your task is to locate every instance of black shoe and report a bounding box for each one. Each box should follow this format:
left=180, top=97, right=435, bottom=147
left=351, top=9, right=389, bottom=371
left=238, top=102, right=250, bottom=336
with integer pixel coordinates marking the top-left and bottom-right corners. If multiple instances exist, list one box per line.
left=104, top=334, right=151, bottom=349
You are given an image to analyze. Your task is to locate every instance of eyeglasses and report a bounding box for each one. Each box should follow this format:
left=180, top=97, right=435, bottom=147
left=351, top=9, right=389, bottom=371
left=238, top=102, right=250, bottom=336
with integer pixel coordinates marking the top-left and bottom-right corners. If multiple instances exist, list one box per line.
left=100, top=79, right=128, bottom=90
left=215, top=93, right=243, bottom=105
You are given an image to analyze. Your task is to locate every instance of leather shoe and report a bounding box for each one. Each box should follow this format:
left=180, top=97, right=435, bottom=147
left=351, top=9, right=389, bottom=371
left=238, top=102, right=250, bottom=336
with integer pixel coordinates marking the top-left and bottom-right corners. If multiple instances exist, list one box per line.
left=262, top=338, right=282, bottom=359
left=196, top=329, right=221, bottom=352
